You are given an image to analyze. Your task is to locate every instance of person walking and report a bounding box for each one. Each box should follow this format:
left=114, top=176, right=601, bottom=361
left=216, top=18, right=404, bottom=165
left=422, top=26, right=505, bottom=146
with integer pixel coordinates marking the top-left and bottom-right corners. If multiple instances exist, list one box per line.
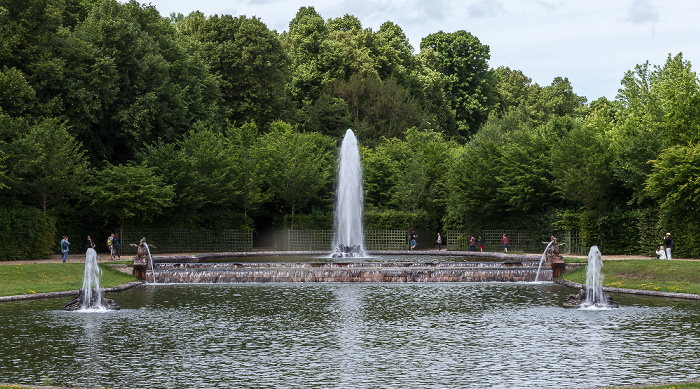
left=502, top=234, right=509, bottom=253
left=469, top=236, right=476, bottom=251
left=436, top=232, right=442, bottom=251
left=663, top=233, right=675, bottom=260
left=478, top=235, right=484, bottom=252
left=60, top=236, right=70, bottom=263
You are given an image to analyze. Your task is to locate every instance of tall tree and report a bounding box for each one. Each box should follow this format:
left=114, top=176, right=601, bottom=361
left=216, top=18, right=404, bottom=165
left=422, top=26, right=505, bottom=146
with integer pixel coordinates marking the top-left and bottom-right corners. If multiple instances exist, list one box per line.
left=258, top=122, right=335, bottom=229
left=177, top=12, right=291, bottom=127
left=69, top=0, right=220, bottom=164
left=420, top=30, right=497, bottom=138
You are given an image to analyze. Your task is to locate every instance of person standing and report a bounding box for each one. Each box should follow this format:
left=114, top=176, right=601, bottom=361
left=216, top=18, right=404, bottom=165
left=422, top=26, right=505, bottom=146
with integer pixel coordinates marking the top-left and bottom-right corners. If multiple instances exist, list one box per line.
left=436, top=233, right=442, bottom=251
left=469, top=236, right=476, bottom=251
left=113, top=233, right=121, bottom=259
left=60, top=236, right=70, bottom=263
left=478, top=235, right=484, bottom=252
left=409, top=229, right=418, bottom=251
left=664, top=233, right=675, bottom=260
left=86, top=235, right=95, bottom=250
left=502, top=234, right=509, bottom=253
left=107, top=233, right=115, bottom=260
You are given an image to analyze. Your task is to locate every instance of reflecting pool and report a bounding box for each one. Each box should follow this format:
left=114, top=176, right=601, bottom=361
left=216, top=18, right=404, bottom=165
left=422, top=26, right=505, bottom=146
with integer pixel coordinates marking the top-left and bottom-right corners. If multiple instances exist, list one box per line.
left=1, top=283, right=699, bottom=388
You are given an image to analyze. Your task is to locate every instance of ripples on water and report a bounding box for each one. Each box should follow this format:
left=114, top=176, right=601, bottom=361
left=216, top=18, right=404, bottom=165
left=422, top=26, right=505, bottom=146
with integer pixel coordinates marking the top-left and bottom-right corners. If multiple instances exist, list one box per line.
left=1, top=283, right=699, bottom=389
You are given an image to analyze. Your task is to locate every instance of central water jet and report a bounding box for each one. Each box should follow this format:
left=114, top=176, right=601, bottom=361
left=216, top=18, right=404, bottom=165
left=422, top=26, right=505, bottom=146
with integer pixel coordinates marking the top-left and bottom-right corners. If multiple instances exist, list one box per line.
left=331, top=129, right=365, bottom=258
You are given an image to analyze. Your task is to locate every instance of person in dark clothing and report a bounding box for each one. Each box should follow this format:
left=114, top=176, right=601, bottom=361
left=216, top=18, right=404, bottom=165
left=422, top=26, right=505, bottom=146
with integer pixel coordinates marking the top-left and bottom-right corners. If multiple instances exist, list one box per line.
left=409, top=229, right=418, bottom=251
left=86, top=235, right=96, bottom=250
left=478, top=235, right=484, bottom=252
left=663, top=233, right=675, bottom=260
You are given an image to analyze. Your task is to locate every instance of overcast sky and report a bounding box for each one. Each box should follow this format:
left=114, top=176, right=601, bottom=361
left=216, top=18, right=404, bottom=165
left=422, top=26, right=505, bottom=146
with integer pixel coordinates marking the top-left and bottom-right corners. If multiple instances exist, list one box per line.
left=142, top=0, right=700, bottom=102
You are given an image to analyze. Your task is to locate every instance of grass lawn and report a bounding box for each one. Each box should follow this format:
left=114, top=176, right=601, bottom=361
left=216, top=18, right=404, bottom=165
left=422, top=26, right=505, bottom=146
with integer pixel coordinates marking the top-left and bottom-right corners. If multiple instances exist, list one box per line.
left=560, top=259, right=700, bottom=295
left=0, top=262, right=136, bottom=297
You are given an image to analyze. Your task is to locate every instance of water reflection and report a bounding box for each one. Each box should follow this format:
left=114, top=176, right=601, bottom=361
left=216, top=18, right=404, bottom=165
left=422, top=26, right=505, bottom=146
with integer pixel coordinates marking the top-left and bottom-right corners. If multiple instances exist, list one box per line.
left=0, top=283, right=699, bottom=388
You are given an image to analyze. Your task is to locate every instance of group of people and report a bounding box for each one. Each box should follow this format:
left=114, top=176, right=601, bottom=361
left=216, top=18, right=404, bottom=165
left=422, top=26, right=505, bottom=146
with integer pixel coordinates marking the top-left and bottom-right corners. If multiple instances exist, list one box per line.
left=59, top=233, right=122, bottom=262
left=656, top=232, right=675, bottom=260
left=410, top=231, right=510, bottom=253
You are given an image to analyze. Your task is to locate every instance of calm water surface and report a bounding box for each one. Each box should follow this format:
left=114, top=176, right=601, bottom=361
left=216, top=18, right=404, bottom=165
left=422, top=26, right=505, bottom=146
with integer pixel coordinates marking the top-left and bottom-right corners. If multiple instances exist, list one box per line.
left=1, top=283, right=699, bottom=389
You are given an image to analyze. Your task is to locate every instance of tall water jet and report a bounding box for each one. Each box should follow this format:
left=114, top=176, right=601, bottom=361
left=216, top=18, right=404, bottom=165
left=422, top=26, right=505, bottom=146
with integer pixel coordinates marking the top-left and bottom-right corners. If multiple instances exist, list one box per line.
left=64, top=248, right=120, bottom=311
left=583, top=246, right=607, bottom=307
left=331, top=129, right=365, bottom=258
left=563, top=246, right=618, bottom=309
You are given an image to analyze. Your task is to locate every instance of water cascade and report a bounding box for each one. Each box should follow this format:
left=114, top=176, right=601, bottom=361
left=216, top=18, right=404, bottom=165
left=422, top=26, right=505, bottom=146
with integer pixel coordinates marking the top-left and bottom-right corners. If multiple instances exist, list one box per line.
left=563, top=246, right=619, bottom=308
left=583, top=246, right=608, bottom=307
left=81, top=248, right=102, bottom=309
left=534, top=240, right=555, bottom=282
left=63, top=248, right=120, bottom=311
left=144, top=243, right=156, bottom=283
left=331, top=129, right=365, bottom=258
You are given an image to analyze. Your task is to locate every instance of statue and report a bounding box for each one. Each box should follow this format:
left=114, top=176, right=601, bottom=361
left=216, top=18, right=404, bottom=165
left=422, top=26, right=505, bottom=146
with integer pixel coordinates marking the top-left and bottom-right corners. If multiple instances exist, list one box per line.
left=64, top=291, right=120, bottom=311
left=564, top=287, right=619, bottom=309
left=131, top=237, right=156, bottom=281
left=543, top=236, right=566, bottom=278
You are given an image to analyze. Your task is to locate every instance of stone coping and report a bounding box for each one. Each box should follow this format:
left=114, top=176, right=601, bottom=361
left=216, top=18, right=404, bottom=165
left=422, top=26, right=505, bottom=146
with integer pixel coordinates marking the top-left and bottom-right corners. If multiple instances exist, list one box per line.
left=0, top=281, right=143, bottom=303
left=153, top=250, right=542, bottom=263
left=555, top=278, right=700, bottom=301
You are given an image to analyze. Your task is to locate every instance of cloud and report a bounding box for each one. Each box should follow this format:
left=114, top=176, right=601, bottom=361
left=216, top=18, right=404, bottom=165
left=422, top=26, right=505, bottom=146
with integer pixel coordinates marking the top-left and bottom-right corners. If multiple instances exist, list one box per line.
left=467, top=0, right=504, bottom=18
left=625, top=0, right=659, bottom=24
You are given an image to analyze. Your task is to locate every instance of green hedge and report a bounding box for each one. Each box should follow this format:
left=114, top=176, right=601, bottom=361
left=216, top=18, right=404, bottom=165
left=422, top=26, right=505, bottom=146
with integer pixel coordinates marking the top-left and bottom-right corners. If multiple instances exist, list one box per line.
left=0, top=206, right=56, bottom=260
left=364, top=209, right=432, bottom=230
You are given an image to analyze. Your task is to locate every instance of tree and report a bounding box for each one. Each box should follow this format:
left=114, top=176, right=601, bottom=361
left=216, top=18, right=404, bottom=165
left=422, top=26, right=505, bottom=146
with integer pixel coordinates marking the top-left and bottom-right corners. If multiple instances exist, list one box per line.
left=84, top=163, right=175, bottom=229
left=646, top=144, right=700, bottom=258
left=258, top=122, right=335, bottom=228
left=420, top=30, right=497, bottom=138
left=551, top=118, right=612, bottom=211
left=6, top=118, right=89, bottom=213
left=225, top=122, right=269, bottom=228
left=68, top=0, right=220, bottom=164
left=177, top=13, right=291, bottom=126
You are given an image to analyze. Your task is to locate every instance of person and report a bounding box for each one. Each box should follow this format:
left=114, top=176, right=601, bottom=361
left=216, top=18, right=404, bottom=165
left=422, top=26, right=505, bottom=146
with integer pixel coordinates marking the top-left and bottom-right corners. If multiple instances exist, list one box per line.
left=409, top=229, right=418, bottom=251
left=502, top=234, right=509, bottom=253
left=107, top=233, right=115, bottom=260
left=478, top=235, right=484, bottom=252
left=663, top=233, right=675, bottom=260
left=469, top=236, right=476, bottom=251
left=60, top=236, right=70, bottom=263
left=656, top=245, right=667, bottom=260
left=113, top=233, right=121, bottom=259
left=86, top=235, right=95, bottom=250
left=436, top=232, right=442, bottom=251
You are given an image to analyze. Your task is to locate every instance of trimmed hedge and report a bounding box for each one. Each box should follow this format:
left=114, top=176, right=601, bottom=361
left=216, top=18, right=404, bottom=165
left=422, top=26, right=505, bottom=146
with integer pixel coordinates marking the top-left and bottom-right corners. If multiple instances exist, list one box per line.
left=0, top=206, right=55, bottom=260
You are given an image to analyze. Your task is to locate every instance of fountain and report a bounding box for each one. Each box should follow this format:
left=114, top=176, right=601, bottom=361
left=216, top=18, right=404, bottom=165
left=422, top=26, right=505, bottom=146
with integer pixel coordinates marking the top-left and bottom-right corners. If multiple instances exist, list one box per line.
left=534, top=236, right=566, bottom=281
left=132, top=237, right=156, bottom=281
left=563, top=246, right=619, bottom=308
left=331, top=129, right=365, bottom=258
left=63, top=247, right=120, bottom=311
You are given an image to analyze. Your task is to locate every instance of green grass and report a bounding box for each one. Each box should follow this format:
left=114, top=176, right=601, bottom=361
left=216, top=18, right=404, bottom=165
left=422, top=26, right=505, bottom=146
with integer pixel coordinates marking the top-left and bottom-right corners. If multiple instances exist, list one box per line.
left=0, top=263, right=136, bottom=297
left=560, top=259, right=700, bottom=295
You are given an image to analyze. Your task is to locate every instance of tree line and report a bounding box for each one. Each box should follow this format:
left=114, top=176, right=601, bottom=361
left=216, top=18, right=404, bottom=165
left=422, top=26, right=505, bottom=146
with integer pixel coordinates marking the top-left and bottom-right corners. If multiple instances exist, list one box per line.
left=1, top=0, right=698, bottom=259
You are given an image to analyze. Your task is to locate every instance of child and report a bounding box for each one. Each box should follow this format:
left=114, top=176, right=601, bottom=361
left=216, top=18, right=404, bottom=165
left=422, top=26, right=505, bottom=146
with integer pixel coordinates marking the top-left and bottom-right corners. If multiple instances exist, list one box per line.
left=656, top=245, right=667, bottom=260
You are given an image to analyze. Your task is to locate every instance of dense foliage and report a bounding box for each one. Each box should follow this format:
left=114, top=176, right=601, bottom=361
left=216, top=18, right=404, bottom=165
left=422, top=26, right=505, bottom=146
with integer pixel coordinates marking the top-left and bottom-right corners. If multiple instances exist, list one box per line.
left=1, top=0, right=698, bottom=259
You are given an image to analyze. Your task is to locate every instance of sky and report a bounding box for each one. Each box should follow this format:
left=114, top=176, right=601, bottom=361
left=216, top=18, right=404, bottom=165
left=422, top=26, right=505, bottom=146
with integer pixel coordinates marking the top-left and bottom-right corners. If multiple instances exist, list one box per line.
left=141, top=0, right=700, bottom=102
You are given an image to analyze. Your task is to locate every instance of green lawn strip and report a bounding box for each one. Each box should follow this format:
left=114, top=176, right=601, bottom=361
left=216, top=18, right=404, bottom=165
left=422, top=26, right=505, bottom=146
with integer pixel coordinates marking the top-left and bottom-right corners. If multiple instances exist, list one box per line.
left=0, top=263, right=136, bottom=297
left=560, top=260, right=700, bottom=295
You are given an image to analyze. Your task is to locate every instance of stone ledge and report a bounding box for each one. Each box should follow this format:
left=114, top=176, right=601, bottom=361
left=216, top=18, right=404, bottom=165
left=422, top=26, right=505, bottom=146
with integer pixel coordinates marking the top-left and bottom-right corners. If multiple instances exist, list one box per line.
left=555, top=279, right=700, bottom=300
left=0, top=281, right=144, bottom=303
